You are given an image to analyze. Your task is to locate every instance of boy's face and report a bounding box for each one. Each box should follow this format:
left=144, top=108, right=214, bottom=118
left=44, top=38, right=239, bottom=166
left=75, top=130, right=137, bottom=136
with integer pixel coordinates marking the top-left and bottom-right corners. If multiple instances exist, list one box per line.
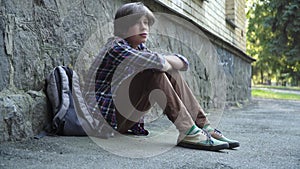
left=124, top=15, right=149, bottom=49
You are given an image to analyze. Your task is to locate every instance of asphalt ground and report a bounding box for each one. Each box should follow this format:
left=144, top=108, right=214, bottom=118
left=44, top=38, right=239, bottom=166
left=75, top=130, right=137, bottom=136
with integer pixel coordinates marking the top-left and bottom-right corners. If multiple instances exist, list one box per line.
left=1, top=98, right=300, bottom=169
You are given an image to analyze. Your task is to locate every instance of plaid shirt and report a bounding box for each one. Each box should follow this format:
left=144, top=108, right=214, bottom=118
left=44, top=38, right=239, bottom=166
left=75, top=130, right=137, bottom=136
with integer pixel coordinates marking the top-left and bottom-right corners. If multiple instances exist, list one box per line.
left=92, top=36, right=189, bottom=128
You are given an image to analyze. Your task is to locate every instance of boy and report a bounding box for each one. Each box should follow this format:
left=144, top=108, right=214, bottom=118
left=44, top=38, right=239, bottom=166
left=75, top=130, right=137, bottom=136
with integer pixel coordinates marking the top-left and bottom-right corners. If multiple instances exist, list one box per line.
left=93, top=2, right=239, bottom=151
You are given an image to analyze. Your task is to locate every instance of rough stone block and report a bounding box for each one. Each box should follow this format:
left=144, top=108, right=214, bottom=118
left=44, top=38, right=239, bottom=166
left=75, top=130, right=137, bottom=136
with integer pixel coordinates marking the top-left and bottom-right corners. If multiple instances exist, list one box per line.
left=0, top=91, right=33, bottom=142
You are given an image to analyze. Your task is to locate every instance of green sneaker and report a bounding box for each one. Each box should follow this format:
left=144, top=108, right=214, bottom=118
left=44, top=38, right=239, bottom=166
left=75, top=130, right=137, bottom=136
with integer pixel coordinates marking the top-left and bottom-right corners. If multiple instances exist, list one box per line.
left=207, top=128, right=240, bottom=149
left=177, top=129, right=229, bottom=151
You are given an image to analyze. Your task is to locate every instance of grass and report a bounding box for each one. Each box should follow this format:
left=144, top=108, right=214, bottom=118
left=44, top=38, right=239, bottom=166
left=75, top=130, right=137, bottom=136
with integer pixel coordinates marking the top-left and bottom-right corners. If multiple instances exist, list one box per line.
left=252, top=88, right=300, bottom=101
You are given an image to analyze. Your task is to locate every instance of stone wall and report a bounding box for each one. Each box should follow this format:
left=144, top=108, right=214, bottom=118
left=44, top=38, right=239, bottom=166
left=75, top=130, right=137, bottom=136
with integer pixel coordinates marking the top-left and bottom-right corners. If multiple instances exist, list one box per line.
left=0, top=0, right=254, bottom=142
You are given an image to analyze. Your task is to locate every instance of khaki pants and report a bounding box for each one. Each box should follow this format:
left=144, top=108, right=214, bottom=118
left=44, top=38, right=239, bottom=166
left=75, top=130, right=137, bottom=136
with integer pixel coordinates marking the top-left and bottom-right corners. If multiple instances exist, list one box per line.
left=115, top=69, right=209, bottom=134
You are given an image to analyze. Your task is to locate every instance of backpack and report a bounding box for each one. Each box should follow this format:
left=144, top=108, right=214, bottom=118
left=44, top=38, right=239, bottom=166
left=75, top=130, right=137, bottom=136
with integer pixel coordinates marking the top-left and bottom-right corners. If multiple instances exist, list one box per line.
left=37, top=66, right=113, bottom=138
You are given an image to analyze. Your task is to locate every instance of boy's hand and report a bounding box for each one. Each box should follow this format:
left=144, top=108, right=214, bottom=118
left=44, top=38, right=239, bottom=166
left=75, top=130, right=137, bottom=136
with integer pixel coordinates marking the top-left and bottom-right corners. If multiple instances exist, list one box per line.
left=165, top=55, right=186, bottom=71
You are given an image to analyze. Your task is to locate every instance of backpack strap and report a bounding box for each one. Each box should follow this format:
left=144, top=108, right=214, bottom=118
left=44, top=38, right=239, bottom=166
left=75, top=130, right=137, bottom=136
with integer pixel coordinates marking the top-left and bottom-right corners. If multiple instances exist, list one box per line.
left=52, top=66, right=71, bottom=131
left=71, top=70, right=98, bottom=129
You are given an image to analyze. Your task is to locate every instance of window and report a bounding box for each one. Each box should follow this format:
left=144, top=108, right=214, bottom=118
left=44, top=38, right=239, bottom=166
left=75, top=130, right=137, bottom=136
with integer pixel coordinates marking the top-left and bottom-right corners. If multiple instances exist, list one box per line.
left=225, top=0, right=238, bottom=29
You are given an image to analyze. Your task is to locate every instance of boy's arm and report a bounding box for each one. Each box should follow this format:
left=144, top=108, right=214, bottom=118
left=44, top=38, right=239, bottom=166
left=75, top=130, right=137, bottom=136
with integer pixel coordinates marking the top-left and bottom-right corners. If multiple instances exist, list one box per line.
left=164, top=54, right=189, bottom=71
left=114, top=40, right=188, bottom=72
left=113, top=41, right=166, bottom=70
left=161, top=60, right=172, bottom=71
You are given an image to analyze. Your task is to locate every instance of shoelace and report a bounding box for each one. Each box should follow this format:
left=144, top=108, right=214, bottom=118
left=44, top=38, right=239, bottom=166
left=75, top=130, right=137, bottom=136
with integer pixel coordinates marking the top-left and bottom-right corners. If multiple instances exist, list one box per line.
left=213, top=129, right=223, bottom=137
left=200, top=129, right=214, bottom=145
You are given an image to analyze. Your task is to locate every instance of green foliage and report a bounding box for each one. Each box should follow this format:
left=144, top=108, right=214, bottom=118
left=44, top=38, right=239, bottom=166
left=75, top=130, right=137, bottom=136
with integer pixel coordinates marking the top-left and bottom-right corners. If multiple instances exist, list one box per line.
left=247, top=0, right=300, bottom=86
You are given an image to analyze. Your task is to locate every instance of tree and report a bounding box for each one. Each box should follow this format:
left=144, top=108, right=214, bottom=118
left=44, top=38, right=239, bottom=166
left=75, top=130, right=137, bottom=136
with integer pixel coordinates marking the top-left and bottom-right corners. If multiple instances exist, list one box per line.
left=247, top=0, right=300, bottom=86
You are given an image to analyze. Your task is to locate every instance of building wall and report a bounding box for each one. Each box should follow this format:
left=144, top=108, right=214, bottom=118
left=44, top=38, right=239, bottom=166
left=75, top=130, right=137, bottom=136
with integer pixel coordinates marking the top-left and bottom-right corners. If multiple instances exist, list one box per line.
left=155, top=0, right=247, bottom=52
